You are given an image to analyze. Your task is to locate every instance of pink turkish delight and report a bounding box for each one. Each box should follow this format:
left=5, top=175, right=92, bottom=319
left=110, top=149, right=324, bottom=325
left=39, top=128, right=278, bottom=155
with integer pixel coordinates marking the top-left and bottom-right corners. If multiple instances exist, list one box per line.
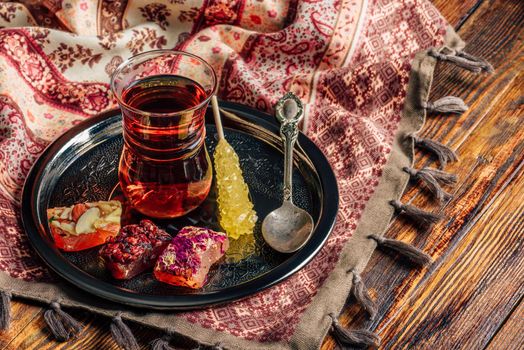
left=154, top=226, right=229, bottom=289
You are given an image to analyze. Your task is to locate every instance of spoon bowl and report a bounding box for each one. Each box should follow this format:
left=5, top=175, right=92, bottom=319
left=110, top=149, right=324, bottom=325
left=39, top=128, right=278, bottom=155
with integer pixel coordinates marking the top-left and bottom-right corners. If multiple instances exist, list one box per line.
left=262, top=201, right=314, bottom=253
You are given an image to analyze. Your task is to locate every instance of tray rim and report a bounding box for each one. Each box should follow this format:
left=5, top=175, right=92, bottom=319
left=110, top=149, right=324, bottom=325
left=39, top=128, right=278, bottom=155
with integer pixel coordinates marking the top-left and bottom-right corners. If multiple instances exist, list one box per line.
left=21, top=101, right=338, bottom=310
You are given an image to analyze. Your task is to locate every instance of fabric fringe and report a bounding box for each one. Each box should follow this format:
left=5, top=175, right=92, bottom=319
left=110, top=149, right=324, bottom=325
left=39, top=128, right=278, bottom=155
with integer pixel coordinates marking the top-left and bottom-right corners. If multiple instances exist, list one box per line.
left=349, top=270, right=377, bottom=320
left=150, top=332, right=175, bottom=350
left=390, top=199, right=441, bottom=227
left=0, top=290, right=11, bottom=330
left=110, top=314, right=139, bottom=350
left=428, top=48, right=494, bottom=74
left=329, top=313, right=380, bottom=348
left=368, top=234, right=433, bottom=266
left=422, top=96, right=468, bottom=114
left=409, top=134, right=458, bottom=168
left=43, top=302, right=82, bottom=342
left=403, top=167, right=457, bottom=202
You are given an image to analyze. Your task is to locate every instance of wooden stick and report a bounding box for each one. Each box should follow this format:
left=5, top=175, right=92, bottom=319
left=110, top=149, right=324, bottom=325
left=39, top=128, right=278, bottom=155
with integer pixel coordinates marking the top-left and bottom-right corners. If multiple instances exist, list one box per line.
left=211, top=95, right=224, bottom=140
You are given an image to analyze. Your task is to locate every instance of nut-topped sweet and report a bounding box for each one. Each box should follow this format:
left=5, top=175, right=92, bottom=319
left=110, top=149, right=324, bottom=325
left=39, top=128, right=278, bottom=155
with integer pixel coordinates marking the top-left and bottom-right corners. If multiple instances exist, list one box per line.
left=47, top=200, right=122, bottom=251
left=154, top=226, right=229, bottom=289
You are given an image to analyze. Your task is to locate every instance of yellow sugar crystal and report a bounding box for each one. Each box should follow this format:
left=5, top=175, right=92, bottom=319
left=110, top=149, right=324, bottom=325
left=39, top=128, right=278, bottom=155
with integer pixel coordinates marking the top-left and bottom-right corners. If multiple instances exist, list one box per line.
left=214, top=139, right=257, bottom=240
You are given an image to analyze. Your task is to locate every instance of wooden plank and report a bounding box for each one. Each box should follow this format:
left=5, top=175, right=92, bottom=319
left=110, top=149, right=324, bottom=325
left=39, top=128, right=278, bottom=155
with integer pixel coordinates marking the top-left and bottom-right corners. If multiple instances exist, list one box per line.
left=4, top=310, right=159, bottom=350
left=4, top=308, right=94, bottom=350
left=0, top=301, right=41, bottom=348
left=378, top=146, right=524, bottom=349
left=486, top=299, right=524, bottom=350
left=68, top=316, right=159, bottom=350
left=431, top=0, right=484, bottom=28
left=421, top=0, right=524, bottom=152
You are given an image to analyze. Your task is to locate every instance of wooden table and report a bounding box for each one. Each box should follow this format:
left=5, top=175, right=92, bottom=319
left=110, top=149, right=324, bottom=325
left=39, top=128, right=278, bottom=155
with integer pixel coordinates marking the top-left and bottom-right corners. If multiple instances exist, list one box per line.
left=3, top=0, right=523, bottom=348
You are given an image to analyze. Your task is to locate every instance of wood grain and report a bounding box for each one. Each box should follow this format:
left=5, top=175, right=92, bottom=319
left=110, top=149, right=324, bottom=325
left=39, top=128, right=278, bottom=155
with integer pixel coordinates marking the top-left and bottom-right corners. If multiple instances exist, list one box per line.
left=486, top=300, right=524, bottom=350
left=3, top=307, right=158, bottom=350
left=3, top=1, right=523, bottom=349
left=379, top=132, right=524, bottom=348
left=0, top=302, right=41, bottom=348
left=431, top=0, right=483, bottom=28
left=422, top=0, right=523, bottom=151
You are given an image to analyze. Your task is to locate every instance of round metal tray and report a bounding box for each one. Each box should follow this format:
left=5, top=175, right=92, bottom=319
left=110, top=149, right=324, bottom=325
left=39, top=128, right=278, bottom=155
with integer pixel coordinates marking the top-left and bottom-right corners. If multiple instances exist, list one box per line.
left=21, top=101, right=338, bottom=309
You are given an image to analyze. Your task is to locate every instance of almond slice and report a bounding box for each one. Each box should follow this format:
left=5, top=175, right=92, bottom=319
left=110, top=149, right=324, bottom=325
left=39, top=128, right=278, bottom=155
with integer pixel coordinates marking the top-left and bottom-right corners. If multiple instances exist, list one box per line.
left=60, top=222, right=76, bottom=235
left=75, top=207, right=100, bottom=234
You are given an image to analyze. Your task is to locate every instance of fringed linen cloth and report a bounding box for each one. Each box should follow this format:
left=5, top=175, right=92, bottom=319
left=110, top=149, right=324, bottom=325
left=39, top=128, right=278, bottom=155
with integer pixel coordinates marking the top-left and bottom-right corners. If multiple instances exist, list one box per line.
left=0, top=1, right=492, bottom=349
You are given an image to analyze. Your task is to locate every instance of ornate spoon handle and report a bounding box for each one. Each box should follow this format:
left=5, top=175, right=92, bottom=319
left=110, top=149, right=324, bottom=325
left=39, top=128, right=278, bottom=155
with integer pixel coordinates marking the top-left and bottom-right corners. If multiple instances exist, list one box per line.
left=275, top=93, right=304, bottom=203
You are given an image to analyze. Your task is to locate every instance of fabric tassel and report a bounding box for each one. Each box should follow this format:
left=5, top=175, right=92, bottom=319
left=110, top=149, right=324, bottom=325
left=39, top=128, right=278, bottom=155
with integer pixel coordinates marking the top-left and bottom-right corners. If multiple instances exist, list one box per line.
left=110, top=314, right=139, bottom=350
left=43, top=302, right=82, bottom=342
left=428, top=48, right=494, bottom=74
left=389, top=199, right=442, bottom=227
left=403, top=167, right=457, bottom=202
left=0, top=290, right=11, bottom=330
left=422, top=96, right=468, bottom=114
left=368, top=234, right=433, bottom=266
left=329, top=313, right=380, bottom=348
left=150, top=332, right=175, bottom=350
left=409, top=134, right=458, bottom=168
left=349, top=270, right=377, bottom=320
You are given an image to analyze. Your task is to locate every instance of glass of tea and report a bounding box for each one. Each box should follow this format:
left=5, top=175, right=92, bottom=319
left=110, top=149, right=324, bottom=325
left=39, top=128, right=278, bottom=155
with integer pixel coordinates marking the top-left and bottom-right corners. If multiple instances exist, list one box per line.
left=110, top=50, right=217, bottom=219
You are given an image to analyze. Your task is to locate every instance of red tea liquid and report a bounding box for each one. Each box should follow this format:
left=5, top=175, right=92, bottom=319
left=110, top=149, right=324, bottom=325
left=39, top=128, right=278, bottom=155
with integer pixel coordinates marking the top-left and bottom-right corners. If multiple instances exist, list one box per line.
left=119, top=75, right=212, bottom=218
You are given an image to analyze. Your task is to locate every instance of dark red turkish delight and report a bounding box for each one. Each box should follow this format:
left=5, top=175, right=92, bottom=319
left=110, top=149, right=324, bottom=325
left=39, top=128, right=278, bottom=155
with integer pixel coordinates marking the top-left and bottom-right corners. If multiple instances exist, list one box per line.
left=100, top=219, right=171, bottom=279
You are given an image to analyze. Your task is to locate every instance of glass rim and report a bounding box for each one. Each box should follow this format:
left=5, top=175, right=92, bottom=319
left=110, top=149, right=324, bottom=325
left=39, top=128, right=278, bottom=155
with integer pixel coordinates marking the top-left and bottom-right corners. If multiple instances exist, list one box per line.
left=110, top=49, right=218, bottom=117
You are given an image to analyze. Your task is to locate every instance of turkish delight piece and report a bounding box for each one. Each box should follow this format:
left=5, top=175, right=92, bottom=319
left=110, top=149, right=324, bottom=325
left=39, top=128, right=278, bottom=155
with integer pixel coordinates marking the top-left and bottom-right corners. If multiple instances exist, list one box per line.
left=100, top=220, right=171, bottom=279
left=47, top=200, right=122, bottom=251
left=154, top=226, right=229, bottom=289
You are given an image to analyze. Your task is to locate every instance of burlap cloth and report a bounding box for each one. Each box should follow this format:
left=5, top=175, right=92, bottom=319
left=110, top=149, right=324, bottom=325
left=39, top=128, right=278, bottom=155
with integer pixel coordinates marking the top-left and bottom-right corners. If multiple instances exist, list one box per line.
left=0, top=1, right=491, bottom=349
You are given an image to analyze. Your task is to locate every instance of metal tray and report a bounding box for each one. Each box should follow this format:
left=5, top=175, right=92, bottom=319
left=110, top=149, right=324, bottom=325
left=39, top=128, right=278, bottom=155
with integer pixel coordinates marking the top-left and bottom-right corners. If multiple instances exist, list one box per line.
left=21, top=101, right=338, bottom=309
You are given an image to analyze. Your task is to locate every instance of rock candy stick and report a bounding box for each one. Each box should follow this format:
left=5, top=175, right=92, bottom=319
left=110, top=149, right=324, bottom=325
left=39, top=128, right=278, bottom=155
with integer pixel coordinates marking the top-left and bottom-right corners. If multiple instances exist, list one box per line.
left=211, top=96, right=257, bottom=240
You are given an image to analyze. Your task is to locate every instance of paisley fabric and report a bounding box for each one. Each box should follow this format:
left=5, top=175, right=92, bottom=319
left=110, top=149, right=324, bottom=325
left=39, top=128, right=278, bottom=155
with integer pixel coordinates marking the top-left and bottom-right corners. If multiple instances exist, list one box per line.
left=0, top=0, right=447, bottom=344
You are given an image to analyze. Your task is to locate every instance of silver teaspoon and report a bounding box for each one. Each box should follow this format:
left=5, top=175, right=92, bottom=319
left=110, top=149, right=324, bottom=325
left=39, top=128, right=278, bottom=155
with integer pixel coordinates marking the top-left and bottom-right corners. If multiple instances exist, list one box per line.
left=262, top=92, right=314, bottom=253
